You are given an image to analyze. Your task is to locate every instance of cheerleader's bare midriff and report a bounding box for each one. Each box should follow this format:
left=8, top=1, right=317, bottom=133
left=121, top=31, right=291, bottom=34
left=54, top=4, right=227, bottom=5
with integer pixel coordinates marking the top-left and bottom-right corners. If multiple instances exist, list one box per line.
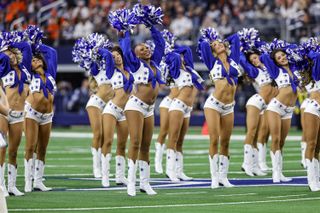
left=5, top=85, right=28, bottom=111
left=276, top=86, right=298, bottom=107
left=134, top=83, right=159, bottom=105
left=27, top=91, right=53, bottom=113
left=259, top=84, right=278, bottom=104
left=96, top=84, right=114, bottom=103
left=213, top=78, right=237, bottom=104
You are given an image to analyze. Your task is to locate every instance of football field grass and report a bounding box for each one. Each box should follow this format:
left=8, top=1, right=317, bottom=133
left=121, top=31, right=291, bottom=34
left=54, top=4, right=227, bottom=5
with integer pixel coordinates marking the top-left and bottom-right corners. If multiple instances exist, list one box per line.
left=6, top=127, right=320, bottom=212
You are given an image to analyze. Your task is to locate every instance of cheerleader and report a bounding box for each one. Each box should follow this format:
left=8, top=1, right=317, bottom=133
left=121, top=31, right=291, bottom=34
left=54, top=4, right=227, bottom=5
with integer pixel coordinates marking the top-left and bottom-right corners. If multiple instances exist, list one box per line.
left=86, top=51, right=114, bottom=179
left=165, top=45, right=203, bottom=182
left=0, top=38, right=32, bottom=196
left=198, top=28, right=241, bottom=188
left=261, top=46, right=301, bottom=183
left=240, top=49, right=277, bottom=176
left=100, top=46, right=133, bottom=187
left=24, top=43, right=57, bottom=192
left=303, top=50, right=320, bottom=191
left=119, top=20, right=165, bottom=196
left=299, top=92, right=309, bottom=169
left=256, top=112, right=270, bottom=171
left=155, top=86, right=179, bottom=174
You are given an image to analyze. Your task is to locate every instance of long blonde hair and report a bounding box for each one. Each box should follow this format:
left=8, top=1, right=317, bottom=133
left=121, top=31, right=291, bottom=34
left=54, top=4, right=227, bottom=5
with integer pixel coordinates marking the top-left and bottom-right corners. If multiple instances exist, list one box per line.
left=9, top=48, right=23, bottom=64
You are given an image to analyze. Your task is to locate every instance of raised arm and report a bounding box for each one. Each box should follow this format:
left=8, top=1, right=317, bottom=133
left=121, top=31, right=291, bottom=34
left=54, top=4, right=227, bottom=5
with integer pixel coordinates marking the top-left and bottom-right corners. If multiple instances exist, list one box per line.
left=308, top=51, right=320, bottom=81
left=150, top=26, right=165, bottom=65
left=0, top=53, right=11, bottom=77
left=119, top=31, right=140, bottom=72
left=11, top=41, right=32, bottom=72
left=98, top=48, right=115, bottom=79
left=38, top=44, right=57, bottom=78
left=174, top=45, right=194, bottom=69
left=227, top=33, right=240, bottom=64
left=239, top=53, right=258, bottom=79
left=199, top=40, right=216, bottom=70
left=165, top=52, right=181, bottom=79
left=260, top=53, right=280, bottom=79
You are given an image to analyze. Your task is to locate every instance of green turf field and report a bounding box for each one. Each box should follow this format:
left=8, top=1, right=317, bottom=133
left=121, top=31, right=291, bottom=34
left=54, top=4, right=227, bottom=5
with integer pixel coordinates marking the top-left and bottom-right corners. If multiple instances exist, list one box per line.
left=5, top=127, right=320, bottom=213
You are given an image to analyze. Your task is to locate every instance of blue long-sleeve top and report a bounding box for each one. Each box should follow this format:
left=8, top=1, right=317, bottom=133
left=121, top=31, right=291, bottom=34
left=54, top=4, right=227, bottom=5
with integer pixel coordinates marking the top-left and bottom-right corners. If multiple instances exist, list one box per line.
left=174, top=45, right=194, bottom=69
left=308, top=51, right=320, bottom=81
left=260, top=53, right=299, bottom=93
left=198, top=33, right=241, bottom=85
left=239, top=53, right=259, bottom=79
left=165, top=51, right=203, bottom=90
left=97, top=48, right=134, bottom=93
left=119, top=26, right=165, bottom=88
left=32, top=44, right=57, bottom=98
left=0, top=42, right=32, bottom=94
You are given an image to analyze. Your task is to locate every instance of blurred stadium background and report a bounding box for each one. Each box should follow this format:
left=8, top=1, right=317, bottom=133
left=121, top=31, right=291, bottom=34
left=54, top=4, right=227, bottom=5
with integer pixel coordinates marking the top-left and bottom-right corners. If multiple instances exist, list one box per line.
left=1, top=0, right=320, bottom=127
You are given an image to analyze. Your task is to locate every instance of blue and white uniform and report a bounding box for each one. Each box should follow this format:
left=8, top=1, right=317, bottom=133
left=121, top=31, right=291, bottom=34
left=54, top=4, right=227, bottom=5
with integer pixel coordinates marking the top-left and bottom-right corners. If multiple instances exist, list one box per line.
left=304, top=51, right=320, bottom=117
left=0, top=42, right=32, bottom=124
left=25, top=44, right=57, bottom=125
left=120, top=26, right=165, bottom=118
left=85, top=53, right=112, bottom=111
left=99, top=48, right=134, bottom=122
left=165, top=46, right=203, bottom=118
left=240, top=54, right=273, bottom=113
left=199, top=33, right=241, bottom=116
left=261, top=53, right=300, bottom=119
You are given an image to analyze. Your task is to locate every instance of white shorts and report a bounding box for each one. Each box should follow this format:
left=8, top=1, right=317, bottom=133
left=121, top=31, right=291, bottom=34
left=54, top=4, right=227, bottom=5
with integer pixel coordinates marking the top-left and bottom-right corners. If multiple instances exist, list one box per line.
left=25, top=104, right=53, bottom=125
left=300, top=98, right=311, bottom=110
left=103, top=101, right=126, bottom=122
left=304, top=99, right=320, bottom=118
left=124, top=95, right=154, bottom=118
left=86, top=95, right=106, bottom=112
left=168, top=98, right=192, bottom=118
left=0, top=111, right=25, bottom=124
left=203, top=95, right=235, bottom=116
left=159, top=96, right=173, bottom=109
left=246, top=94, right=267, bottom=114
left=266, top=98, right=294, bottom=120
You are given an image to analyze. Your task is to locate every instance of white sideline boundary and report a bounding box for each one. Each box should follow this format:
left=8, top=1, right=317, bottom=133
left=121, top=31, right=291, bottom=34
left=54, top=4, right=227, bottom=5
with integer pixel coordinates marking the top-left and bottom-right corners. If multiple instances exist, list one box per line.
left=9, top=196, right=320, bottom=211
left=50, top=132, right=302, bottom=141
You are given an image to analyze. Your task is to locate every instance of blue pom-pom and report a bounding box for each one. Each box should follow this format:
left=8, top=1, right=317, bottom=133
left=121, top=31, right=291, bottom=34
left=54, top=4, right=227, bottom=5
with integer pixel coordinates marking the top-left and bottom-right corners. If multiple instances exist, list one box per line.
left=10, top=31, right=25, bottom=43
left=108, top=8, right=139, bottom=32
left=24, top=25, right=44, bottom=52
left=238, top=28, right=261, bottom=52
left=0, top=31, right=12, bottom=51
left=161, top=29, right=176, bottom=54
left=145, top=40, right=155, bottom=55
left=133, top=4, right=163, bottom=27
left=199, top=27, right=221, bottom=43
left=301, top=37, right=320, bottom=54
left=72, top=37, right=92, bottom=70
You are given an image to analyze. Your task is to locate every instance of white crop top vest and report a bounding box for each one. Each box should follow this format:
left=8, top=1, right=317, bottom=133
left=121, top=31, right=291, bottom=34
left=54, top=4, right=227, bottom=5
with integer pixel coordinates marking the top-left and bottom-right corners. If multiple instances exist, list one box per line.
left=132, top=62, right=150, bottom=85
left=93, top=69, right=111, bottom=86
left=174, top=69, right=193, bottom=89
left=255, top=67, right=272, bottom=87
left=274, top=68, right=291, bottom=89
left=29, top=75, right=57, bottom=94
left=209, top=59, right=242, bottom=81
left=2, top=66, right=31, bottom=87
left=110, top=70, right=124, bottom=90
left=305, top=80, right=320, bottom=93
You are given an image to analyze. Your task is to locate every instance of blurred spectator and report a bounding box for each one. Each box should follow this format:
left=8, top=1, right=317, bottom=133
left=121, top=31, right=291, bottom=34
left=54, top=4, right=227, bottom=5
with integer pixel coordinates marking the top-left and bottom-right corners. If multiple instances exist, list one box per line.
left=73, top=17, right=94, bottom=39
left=67, top=79, right=90, bottom=114
left=170, top=6, right=193, bottom=44
left=54, top=81, right=73, bottom=113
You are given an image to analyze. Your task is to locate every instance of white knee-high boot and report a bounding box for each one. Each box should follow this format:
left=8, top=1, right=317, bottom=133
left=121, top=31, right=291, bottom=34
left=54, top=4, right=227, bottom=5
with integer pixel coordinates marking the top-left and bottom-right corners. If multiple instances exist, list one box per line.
left=139, top=160, right=157, bottom=195
left=242, top=144, right=254, bottom=176
left=279, top=153, right=292, bottom=182
left=218, top=155, right=234, bottom=188
left=0, top=164, right=8, bottom=197
left=314, top=158, right=320, bottom=188
left=7, top=164, right=24, bottom=196
left=301, top=142, right=307, bottom=168
left=176, top=152, right=193, bottom=181
left=252, top=148, right=267, bottom=176
left=91, top=147, right=102, bottom=178
left=270, top=151, right=281, bottom=183
left=257, top=142, right=269, bottom=171
left=127, top=159, right=137, bottom=196
left=209, top=154, right=219, bottom=189
left=31, top=153, right=37, bottom=181
left=101, top=154, right=111, bottom=187
left=306, top=159, right=320, bottom=191
left=154, top=142, right=165, bottom=174
left=115, top=155, right=128, bottom=185
left=34, top=160, right=52, bottom=191
left=0, top=187, right=8, bottom=213
left=24, top=159, right=33, bottom=192
left=166, top=149, right=180, bottom=182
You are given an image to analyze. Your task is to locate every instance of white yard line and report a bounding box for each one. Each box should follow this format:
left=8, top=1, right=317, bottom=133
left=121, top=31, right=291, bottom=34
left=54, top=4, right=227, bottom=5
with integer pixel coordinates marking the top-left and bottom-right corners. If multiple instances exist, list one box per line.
left=267, top=194, right=307, bottom=199
left=9, top=196, right=320, bottom=212
left=215, top=193, right=257, bottom=197
left=50, top=132, right=302, bottom=141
